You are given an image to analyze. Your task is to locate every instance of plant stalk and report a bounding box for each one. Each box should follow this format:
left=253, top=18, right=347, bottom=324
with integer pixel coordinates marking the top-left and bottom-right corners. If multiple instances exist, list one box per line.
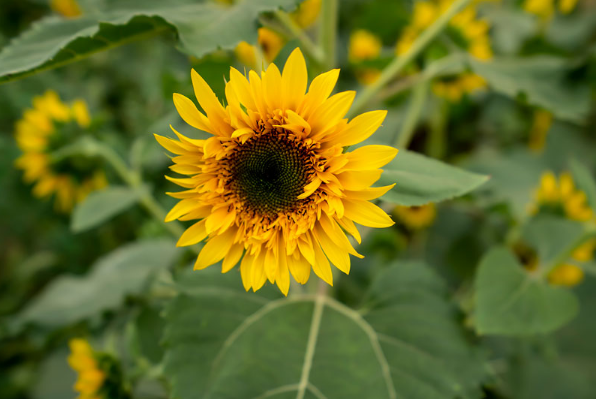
left=348, top=0, right=471, bottom=117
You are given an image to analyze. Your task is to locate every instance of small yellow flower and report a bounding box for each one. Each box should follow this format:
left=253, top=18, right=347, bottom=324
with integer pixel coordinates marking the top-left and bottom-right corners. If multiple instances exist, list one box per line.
left=393, top=203, right=437, bottom=230
left=524, top=0, right=577, bottom=19
left=68, top=339, right=105, bottom=399
left=349, top=29, right=382, bottom=62
left=291, top=0, right=322, bottom=28
left=397, top=1, right=493, bottom=60
left=432, top=73, right=486, bottom=102
left=235, top=28, right=285, bottom=68
left=531, top=171, right=594, bottom=222
left=548, top=263, right=584, bottom=287
left=356, top=68, right=382, bottom=86
left=14, top=91, right=107, bottom=213
left=155, top=48, right=397, bottom=295
left=50, top=0, right=82, bottom=17
left=528, top=110, right=553, bottom=152
left=572, top=238, right=596, bottom=262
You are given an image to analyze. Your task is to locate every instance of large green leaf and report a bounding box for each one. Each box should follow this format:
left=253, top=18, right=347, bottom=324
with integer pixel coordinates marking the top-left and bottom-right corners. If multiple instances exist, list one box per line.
left=521, top=216, right=585, bottom=266
left=474, top=247, right=579, bottom=336
left=0, top=0, right=298, bottom=84
left=470, top=57, right=590, bottom=123
left=71, top=185, right=146, bottom=233
left=16, top=239, right=180, bottom=328
left=378, top=149, right=489, bottom=206
left=163, top=262, right=487, bottom=399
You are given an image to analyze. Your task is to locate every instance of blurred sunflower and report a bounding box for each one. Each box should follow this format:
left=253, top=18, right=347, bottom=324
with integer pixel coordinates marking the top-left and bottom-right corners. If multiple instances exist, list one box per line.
left=68, top=339, right=106, bottom=399
left=14, top=91, right=107, bottom=213
left=235, top=27, right=285, bottom=68
left=530, top=171, right=594, bottom=222
left=396, top=0, right=492, bottom=102
left=291, top=0, right=322, bottom=28
left=393, top=203, right=437, bottom=230
left=348, top=29, right=383, bottom=86
left=548, top=263, right=584, bottom=286
left=524, top=0, right=578, bottom=20
left=156, top=48, right=397, bottom=295
left=528, top=109, right=553, bottom=152
left=50, top=0, right=82, bottom=17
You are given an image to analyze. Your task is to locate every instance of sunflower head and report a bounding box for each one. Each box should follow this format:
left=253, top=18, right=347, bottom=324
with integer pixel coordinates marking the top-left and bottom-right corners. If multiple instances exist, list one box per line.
left=14, top=91, right=107, bottom=212
left=235, top=28, right=285, bottom=68
left=156, top=48, right=398, bottom=295
left=68, top=339, right=106, bottom=398
left=531, top=171, right=594, bottom=222
left=548, top=263, right=584, bottom=287
left=50, top=0, right=82, bottom=17
left=394, top=203, right=437, bottom=230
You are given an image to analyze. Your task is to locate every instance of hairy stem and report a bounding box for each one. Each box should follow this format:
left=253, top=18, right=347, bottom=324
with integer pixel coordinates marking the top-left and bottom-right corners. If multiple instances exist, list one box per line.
left=394, top=80, right=428, bottom=148
left=274, top=10, right=325, bottom=66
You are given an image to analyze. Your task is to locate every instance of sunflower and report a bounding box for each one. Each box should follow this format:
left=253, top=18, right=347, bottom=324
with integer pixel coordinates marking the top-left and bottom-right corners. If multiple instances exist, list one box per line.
left=68, top=339, right=106, bottom=399
left=14, top=91, right=107, bottom=213
left=393, top=203, right=437, bottom=230
left=50, top=0, right=82, bottom=17
left=155, top=48, right=397, bottom=295
left=530, top=171, right=594, bottom=222
left=235, top=27, right=285, bottom=68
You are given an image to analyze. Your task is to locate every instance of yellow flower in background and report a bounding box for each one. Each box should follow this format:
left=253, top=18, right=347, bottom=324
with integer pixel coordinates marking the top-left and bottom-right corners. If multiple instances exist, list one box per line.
left=572, top=238, right=596, bottom=262
left=291, top=0, right=322, bottom=28
left=432, top=73, right=486, bottom=102
left=528, top=110, right=553, bottom=152
left=396, top=0, right=493, bottom=60
left=356, top=68, right=382, bottom=85
left=14, top=91, right=107, bottom=213
left=531, top=171, right=594, bottom=222
left=524, top=0, right=577, bottom=20
left=50, top=0, right=81, bottom=17
left=393, top=203, right=437, bottom=230
left=349, top=29, right=382, bottom=62
left=68, top=339, right=105, bottom=399
left=155, top=48, right=397, bottom=295
left=235, top=28, right=285, bottom=68
left=548, top=263, right=584, bottom=287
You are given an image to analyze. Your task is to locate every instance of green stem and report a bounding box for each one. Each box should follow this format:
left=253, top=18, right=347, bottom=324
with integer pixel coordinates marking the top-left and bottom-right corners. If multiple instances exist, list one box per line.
left=320, top=0, right=338, bottom=69
left=427, top=98, right=448, bottom=159
left=542, top=227, right=596, bottom=277
left=394, top=81, right=428, bottom=148
left=348, top=0, right=471, bottom=117
left=274, top=11, right=325, bottom=66
left=56, top=137, right=186, bottom=239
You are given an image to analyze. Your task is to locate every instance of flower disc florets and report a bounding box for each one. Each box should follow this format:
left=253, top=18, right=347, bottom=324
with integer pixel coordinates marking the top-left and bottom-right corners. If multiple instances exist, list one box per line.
left=155, top=48, right=398, bottom=295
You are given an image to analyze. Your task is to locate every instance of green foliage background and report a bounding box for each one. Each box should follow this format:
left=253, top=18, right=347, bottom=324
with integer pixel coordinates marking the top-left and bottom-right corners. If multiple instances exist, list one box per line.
left=1, top=0, right=596, bottom=398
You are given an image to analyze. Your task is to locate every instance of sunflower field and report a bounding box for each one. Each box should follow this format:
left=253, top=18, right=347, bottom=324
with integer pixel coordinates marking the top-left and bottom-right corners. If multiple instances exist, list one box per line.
left=1, top=0, right=596, bottom=398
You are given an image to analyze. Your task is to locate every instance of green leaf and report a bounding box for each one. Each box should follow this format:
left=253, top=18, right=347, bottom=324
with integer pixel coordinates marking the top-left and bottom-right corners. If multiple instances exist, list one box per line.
left=16, top=239, right=180, bottom=328
left=163, top=263, right=487, bottom=399
left=470, top=57, right=590, bottom=123
left=71, top=186, right=145, bottom=233
left=570, top=159, right=596, bottom=212
left=0, top=0, right=298, bottom=84
left=474, top=247, right=579, bottom=336
left=378, top=149, right=489, bottom=206
left=521, top=216, right=585, bottom=266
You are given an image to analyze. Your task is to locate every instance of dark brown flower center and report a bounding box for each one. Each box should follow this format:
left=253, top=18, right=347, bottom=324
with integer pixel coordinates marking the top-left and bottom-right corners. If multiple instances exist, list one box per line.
left=227, top=130, right=314, bottom=216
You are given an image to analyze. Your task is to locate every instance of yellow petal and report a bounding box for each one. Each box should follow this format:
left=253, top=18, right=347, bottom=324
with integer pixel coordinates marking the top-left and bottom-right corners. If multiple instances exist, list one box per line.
left=194, top=227, right=237, bottom=270
left=177, top=219, right=208, bottom=247
left=337, top=169, right=383, bottom=190
left=299, top=69, right=340, bottom=119
left=308, top=91, right=356, bottom=138
left=311, top=237, right=333, bottom=286
left=282, top=48, right=307, bottom=110
left=288, top=253, right=311, bottom=284
left=154, top=134, right=188, bottom=155
left=343, top=199, right=395, bottom=228
left=240, top=253, right=254, bottom=291
left=344, top=185, right=395, bottom=201
left=314, top=222, right=351, bottom=274
left=344, top=145, right=398, bottom=170
left=222, top=243, right=244, bottom=273
left=330, top=110, right=387, bottom=147
left=165, top=199, right=199, bottom=222
left=173, top=93, right=214, bottom=134
left=191, top=69, right=233, bottom=136
left=262, top=63, right=283, bottom=112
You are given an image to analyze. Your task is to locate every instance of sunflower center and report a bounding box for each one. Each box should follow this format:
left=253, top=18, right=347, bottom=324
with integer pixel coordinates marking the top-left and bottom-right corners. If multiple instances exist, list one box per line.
left=228, top=131, right=313, bottom=216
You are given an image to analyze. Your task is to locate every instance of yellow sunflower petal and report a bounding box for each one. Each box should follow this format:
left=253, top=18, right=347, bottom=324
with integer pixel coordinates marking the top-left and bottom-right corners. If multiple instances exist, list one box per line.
left=343, top=199, right=395, bottom=228
left=194, top=227, right=237, bottom=270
